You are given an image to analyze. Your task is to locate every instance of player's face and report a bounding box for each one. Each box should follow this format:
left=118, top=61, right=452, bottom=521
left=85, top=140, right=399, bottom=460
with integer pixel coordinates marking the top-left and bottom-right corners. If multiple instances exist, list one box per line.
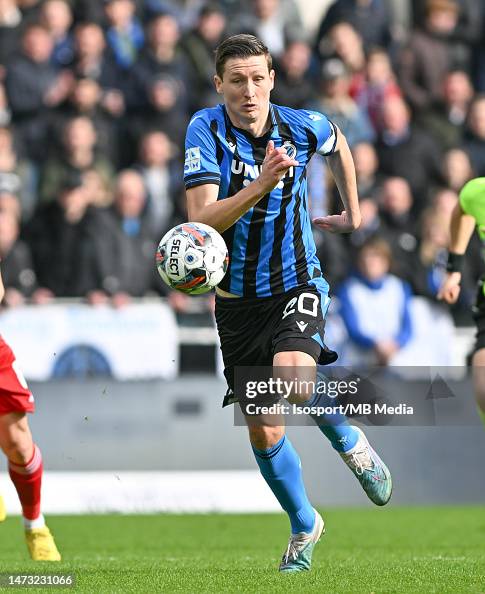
left=215, top=55, right=274, bottom=126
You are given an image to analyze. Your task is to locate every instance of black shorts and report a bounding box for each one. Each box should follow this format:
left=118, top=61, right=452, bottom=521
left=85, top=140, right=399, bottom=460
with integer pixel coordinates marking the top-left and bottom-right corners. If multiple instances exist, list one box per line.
left=472, top=276, right=485, bottom=353
left=215, top=282, right=337, bottom=406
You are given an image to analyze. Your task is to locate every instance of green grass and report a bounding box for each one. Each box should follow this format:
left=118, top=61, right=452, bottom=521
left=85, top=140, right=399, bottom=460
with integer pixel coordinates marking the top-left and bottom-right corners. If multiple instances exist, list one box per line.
left=0, top=508, right=484, bottom=593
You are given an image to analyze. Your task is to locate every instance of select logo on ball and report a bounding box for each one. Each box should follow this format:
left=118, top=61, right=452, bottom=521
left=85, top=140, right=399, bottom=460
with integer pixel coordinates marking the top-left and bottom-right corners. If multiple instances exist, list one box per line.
left=156, top=223, right=229, bottom=295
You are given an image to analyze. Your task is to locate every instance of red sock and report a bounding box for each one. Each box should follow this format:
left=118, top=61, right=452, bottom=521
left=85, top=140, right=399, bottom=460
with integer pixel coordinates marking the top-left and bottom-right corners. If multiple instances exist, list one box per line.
left=8, top=444, right=43, bottom=520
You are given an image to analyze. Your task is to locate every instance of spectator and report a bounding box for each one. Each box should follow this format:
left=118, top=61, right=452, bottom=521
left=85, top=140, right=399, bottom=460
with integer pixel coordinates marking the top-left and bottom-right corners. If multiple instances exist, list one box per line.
left=0, top=0, right=23, bottom=70
left=73, top=22, right=125, bottom=118
left=128, top=12, right=190, bottom=113
left=443, top=147, right=474, bottom=192
left=231, top=0, right=304, bottom=58
left=0, top=126, right=37, bottom=221
left=352, top=141, right=382, bottom=200
left=383, top=0, right=412, bottom=44
left=134, top=130, right=184, bottom=236
left=431, top=185, right=459, bottom=217
left=462, top=95, right=485, bottom=176
left=5, top=24, right=74, bottom=162
left=411, top=204, right=475, bottom=320
left=127, top=73, right=189, bottom=157
left=411, top=0, right=482, bottom=46
left=271, top=38, right=316, bottom=109
left=180, top=3, right=227, bottom=111
left=310, top=58, right=375, bottom=148
left=0, top=208, right=37, bottom=305
left=409, top=206, right=449, bottom=299
left=0, top=188, right=20, bottom=218
left=39, top=115, right=115, bottom=204
left=62, top=77, right=120, bottom=166
left=82, top=167, right=113, bottom=209
left=315, top=0, right=392, bottom=50
left=337, top=237, right=413, bottom=365
left=398, top=0, right=468, bottom=112
left=352, top=46, right=402, bottom=134
left=378, top=176, right=418, bottom=279
left=345, top=196, right=383, bottom=255
left=40, top=0, right=75, bottom=68
left=0, top=82, right=11, bottom=126
left=81, top=169, right=163, bottom=304
left=27, top=173, right=98, bottom=297
left=144, top=0, right=205, bottom=32
left=417, top=70, right=473, bottom=150
left=316, top=22, right=366, bottom=89
left=104, top=0, right=144, bottom=70
left=376, top=95, right=444, bottom=201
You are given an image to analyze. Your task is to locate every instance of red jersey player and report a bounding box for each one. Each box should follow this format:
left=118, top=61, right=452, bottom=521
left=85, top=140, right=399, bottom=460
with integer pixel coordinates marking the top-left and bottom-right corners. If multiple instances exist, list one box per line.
left=0, top=267, right=61, bottom=561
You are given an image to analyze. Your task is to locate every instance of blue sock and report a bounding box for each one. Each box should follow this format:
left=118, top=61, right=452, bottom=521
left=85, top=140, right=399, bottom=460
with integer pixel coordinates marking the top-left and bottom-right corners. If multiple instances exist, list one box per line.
left=305, top=381, right=359, bottom=453
left=252, top=435, right=315, bottom=534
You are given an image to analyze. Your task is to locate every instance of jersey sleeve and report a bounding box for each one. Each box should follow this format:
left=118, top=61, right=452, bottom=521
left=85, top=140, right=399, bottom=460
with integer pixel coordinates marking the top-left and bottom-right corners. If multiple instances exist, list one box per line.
left=184, top=114, right=221, bottom=190
left=303, top=110, right=338, bottom=156
left=459, top=178, right=485, bottom=216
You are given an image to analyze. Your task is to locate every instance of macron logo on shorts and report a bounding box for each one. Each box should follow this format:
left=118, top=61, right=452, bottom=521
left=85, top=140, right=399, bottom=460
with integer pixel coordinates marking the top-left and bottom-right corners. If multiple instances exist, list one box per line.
left=296, top=320, right=308, bottom=333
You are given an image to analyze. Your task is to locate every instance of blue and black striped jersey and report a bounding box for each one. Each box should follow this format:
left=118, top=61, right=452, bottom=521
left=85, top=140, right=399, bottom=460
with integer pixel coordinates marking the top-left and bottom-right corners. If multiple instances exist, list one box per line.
left=184, top=103, right=337, bottom=297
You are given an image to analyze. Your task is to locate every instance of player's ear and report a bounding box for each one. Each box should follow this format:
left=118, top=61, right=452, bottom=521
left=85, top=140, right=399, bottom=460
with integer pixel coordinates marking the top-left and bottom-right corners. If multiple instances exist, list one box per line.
left=269, top=69, right=275, bottom=91
left=214, top=74, right=223, bottom=94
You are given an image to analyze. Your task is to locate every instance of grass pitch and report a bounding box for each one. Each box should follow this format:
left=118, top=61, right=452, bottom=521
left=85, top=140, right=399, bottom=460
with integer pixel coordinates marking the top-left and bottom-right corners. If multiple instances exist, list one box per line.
left=0, top=507, right=484, bottom=593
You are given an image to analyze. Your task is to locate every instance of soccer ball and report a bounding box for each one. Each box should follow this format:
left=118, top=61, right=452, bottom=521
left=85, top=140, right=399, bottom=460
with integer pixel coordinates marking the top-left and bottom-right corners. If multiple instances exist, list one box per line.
left=156, top=222, right=229, bottom=294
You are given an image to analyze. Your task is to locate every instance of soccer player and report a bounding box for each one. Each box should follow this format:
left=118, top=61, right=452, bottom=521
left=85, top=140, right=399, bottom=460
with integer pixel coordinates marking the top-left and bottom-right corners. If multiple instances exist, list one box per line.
left=438, top=177, right=485, bottom=428
left=184, top=34, right=392, bottom=572
left=0, top=267, right=61, bottom=561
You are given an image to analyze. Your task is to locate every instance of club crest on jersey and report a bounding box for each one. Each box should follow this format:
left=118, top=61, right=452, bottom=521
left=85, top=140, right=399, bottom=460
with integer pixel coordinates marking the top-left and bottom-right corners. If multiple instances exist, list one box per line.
left=282, top=141, right=297, bottom=160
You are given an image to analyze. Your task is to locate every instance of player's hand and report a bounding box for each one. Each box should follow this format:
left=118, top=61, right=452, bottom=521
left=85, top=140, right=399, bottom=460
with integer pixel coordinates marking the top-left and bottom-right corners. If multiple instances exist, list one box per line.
left=257, top=140, right=299, bottom=195
left=312, top=210, right=361, bottom=233
left=437, top=272, right=462, bottom=304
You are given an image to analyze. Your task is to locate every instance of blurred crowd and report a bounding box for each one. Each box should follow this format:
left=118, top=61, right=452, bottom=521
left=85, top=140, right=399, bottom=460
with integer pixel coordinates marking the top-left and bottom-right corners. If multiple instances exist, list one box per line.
left=0, top=0, right=484, bottom=336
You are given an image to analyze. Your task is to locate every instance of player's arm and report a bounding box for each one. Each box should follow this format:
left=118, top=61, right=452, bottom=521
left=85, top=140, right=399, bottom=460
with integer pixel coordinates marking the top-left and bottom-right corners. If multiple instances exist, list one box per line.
left=312, top=126, right=361, bottom=233
left=187, top=141, right=298, bottom=233
left=437, top=202, right=476, bottom=304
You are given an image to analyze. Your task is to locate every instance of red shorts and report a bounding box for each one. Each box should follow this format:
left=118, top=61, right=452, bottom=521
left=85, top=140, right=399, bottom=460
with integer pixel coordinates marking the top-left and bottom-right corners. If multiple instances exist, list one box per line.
left=0, top=337, right=35, bottom=415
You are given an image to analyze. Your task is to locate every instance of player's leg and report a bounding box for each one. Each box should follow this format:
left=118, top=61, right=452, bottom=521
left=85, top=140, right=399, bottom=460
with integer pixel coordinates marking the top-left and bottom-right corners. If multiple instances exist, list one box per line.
left=275, top=286, right=360, bottom=450
left=216, top=294, right=321, bottom=571
left=472, top=348, right=485, bottom=427
left=248, top=351, right=321, bottom=572
left=0, top=411, right=41, bottom=521
left=0, top=412, right=61, bottom=561
left=248, top=419, right=317, bottom=532
left=274, top=285, right=392, bottom=505
left=247, top=420, right=324, bottom=573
